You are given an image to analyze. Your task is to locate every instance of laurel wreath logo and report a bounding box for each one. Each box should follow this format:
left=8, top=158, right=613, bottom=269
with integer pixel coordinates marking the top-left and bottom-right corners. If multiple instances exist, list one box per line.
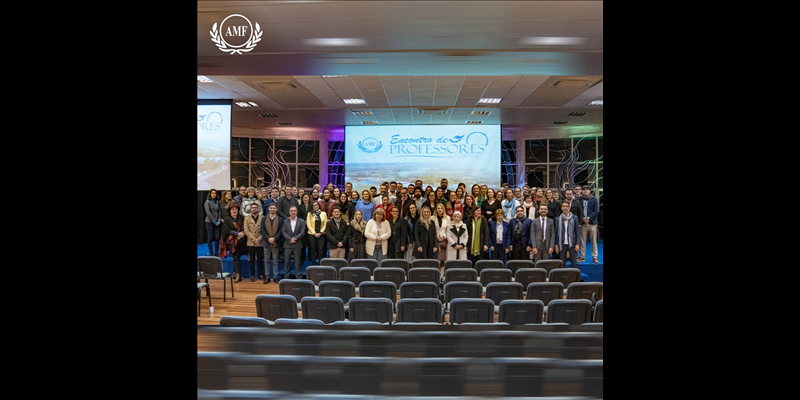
left=358, top=139, right=383, bottom=153
left=210, top=19, right=262, bottom=55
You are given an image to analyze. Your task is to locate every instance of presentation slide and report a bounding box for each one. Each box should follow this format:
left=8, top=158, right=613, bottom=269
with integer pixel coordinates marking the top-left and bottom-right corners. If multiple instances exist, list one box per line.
left=345, top=125, right=501, bottom=193
left=197, top=101, right=231, bottom=191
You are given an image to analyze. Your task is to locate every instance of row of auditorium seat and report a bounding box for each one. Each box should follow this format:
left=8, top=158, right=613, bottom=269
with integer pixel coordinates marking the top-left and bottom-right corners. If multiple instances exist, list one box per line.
left=199, top=391, right=599, bottom=400
left=197, top=352, right=603, bottom=397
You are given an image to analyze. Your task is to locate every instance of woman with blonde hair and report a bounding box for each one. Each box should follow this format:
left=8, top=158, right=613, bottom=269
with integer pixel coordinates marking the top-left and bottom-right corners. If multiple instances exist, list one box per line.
left=433, top=202, right=451, bottom=267
left=365, top=208, right=391, bottom=263
left=347, top=209, right=367, bottom=262
left=413, top=205, right=438, bottom=260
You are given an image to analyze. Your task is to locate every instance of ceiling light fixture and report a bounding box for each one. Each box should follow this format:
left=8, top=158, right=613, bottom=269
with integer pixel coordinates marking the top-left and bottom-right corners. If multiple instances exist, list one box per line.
left=197, top=76, right=213, bottom=83
left=589, top=100, right=603, bottom=106
left=303, top=38, right=367, bottom=46
left=343, top=99, right=366, bottom=105
left=235, top=102, right=251, bottom=107
left=519, top=37, right=587, bottom=46
left=478, top=98, right=501, bottom=104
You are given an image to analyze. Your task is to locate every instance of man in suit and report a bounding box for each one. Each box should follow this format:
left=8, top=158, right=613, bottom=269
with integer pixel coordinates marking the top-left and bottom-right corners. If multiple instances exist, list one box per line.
left=260, top=203, right=282, bottom=284
left=530, top=204, right=556, bottom=262
left=555, top=200, right=580, bottom=268
left=276, top=188, right=300, bottom=219
left=488, top=211, right=511, bottom=264
left=507, top=206, right=532, bottom=261
left=579, top=185, right=600, bottom=263
left=325, top=206, right=349, bottom=260
left=281, top=206, right=306, bottom=279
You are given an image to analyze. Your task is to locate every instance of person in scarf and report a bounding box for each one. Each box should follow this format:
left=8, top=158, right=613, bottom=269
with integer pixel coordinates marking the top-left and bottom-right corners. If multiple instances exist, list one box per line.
left=347, top=210, right=367, bottom=262
left=204, top=189, right=221, bottom=257
left=501, top=189, right=519, bottom=221
left=260, top=203, right=282, bottom=284
left=555, top=200, right=580, bottom=268
left=334, top=192, right=351, bottom=224
left=414, top=206, right=438, bottom=260
left=445, top=190, right=464, bottom=219
left=446, top=211, right=469, bottom=261
left=521, top=194, right=537, bottom=220
left=433, top=203, right=450, bottom=268
left=306, top=201, right=328, bottom=266
left=221, top=202, right=247, bottom=282
left=467, top=206, right=490, bottom=263
left=507, top=206, right=532, bottom=261
left=241, top=187, right=262, bottom=218
left=244, top=202, right=265, bottom=282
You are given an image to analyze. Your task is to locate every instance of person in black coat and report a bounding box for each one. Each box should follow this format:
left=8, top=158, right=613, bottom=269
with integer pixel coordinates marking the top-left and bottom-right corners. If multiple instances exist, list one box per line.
left=413, top=206, right=438, bottom=259
left=325, top=206, right=349, bottom=260
left=221, top=202, right=247, bottom=282
left=466, top=206, right=490, bottom=263
left=388, top=206, right=409, bottom=259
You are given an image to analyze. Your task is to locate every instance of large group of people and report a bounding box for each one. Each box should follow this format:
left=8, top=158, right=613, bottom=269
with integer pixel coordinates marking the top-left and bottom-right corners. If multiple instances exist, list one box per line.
left=202, top=179, right=601, bottom=284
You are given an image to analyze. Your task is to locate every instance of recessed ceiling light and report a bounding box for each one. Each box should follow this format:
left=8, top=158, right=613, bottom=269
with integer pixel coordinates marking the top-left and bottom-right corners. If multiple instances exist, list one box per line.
left=554, top=121, right=569, bottom=125
left=478, top=98, right=501, bottom=104
left=568, top=112, right=587, bottom=116
left=259, top=113, right=278, bottom=118
left=248, top=102, right=259, bottom=107
left=362, top=121, right=377, bottom=124
left=197, top=76, right=213, bottom=83
left=472, top=110, right=492, bottom=115
left=343, top=99, right=366, bottom=105
left=303, top=38, right=368, bottom=46
left=352, top=111, right=373, bottom=116
left=589, top=100, right=603, bottom=106
left=235, top=102, right=251, bottom=107
left=519, top=37, right=587, bottom=46
left=322, top=75, right=348, bottom=78
left=467, top=121, right=483, bottom=124
left=277, top=122, right=293, bottom=126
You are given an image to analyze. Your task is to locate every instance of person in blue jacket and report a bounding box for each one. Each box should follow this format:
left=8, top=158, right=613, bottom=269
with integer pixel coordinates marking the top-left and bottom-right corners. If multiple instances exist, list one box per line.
left=578, top=185, right=600, bottom=263
left=488, top=211, right=511, bottom=264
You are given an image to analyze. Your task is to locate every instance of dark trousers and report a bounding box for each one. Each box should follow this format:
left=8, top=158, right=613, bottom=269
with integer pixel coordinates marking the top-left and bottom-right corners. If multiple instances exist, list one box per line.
left=284, top=246, right=304, bottom=278
left=307, top=234, right=326, bottom=264
left=490, top=245, right=507, bottom=265
left=560, top=243, right=579, bottom=268
left=511, top=241, right=527, bottom=260
left=205, top=222, right=220, bottom=256
left=248, top=246, right=264, bottom=277
left=264, top=244, right=281, bottom=279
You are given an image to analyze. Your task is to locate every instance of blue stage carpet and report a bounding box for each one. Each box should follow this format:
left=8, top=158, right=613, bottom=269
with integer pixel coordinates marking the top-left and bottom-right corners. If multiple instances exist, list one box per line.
left=197, top=240, right=603, bottom=282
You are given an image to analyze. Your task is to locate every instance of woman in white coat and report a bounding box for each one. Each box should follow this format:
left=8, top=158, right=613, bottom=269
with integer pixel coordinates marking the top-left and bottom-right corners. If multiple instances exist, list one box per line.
left=446, top=211, right=469, bottom=260
left=365, top=208, right=392, bottom=263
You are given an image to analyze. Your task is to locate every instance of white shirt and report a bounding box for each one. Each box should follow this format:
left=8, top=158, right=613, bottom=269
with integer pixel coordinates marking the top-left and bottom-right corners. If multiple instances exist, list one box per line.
left=290, top=217, right=297, bottom=231
left=496, top=222, right=503, bottom=243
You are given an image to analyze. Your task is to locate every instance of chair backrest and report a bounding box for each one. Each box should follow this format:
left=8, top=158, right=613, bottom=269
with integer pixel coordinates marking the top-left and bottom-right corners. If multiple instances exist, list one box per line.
left=410, top=259, right=440, bottom=270
left=443, top=281, right=483, bottom=304
left=279, top=279, right=316, bottom=303
left=381, top=259, right=410, bottom=274
left=566, top=282, right=603, bottom=301
left=319, top=258, right=348, bottom=274
left=548, top=268, right=581, bottom=287
left=444, top=268, right=478, bottom=283
left=449, top=298, right=495, bottom=324
left=497, top=299, right=544, bottom=325
left=350, top=258, right=380, bottom=274
left=505, top=260, right=535, bottom=275
left=347, top=297, right=394, bottom=324
left=358, top=281, right=398, bottom=305
left=306, top=265, right=338, bottom=286
left=514, top=268, right=547, bottom=288
left=396, top=298, right=443, bottom=323
left=525, top=282, right=564, bottom=306
left=593, top=299, right=603, bottom=322
left=318, top=280, right=356, bottom=304
left=444, top=259, right=473, bottom=271
left=197, top=256, right=224, bottom=277
left=485, top=282, right=524, bottom=305
left=479, top=268, right=512, bottom=286
left=545, top=299, right=593, bottom=325
left=407, top=267, right=441, bottom=285
left=474, top=259, right=504, bottom=274
left=373, top=267, right=406, bottom=288
left=331, top=320, right=383, bottom=326
left=534, top=259, right=564, bottom=274
left=399, top=281, right=440, bottom=300
left=274, top=318, right=324, bottom=326
left=301, top=297, right=346, bottom=324
left=339, top=267, right=372, bottom=287
left=255, top=294, right=299, bottom=320
left=219, top=316, right=272, bottom=326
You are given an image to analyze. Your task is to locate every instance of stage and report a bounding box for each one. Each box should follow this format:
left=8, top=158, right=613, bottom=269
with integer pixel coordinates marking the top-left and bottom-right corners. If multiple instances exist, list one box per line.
left=196, top=240, right=603, bottom=282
